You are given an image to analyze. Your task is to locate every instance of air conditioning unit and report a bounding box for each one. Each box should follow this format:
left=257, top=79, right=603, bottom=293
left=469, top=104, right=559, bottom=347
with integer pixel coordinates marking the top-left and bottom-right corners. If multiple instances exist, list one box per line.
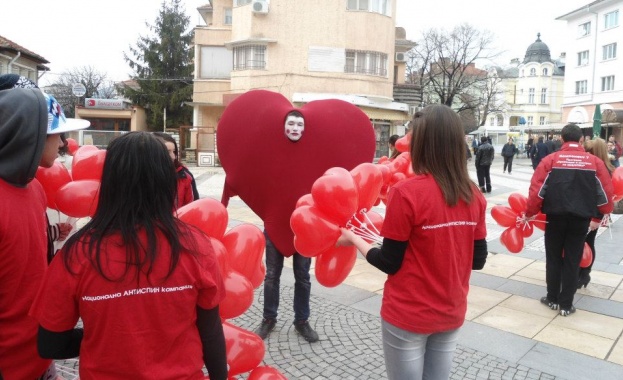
left=395, top=52, right=407, bottom=62
left=252, top=0, right=269, bottom=14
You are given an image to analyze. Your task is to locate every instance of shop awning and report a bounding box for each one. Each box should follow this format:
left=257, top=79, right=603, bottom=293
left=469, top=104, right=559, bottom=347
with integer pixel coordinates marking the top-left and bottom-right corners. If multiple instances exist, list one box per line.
left=359, top=107, right=409, bottom=121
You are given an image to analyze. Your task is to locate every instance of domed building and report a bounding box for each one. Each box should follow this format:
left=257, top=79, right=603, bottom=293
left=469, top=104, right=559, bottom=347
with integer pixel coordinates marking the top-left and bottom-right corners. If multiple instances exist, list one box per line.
left=484, top=34, right=565, bottom=153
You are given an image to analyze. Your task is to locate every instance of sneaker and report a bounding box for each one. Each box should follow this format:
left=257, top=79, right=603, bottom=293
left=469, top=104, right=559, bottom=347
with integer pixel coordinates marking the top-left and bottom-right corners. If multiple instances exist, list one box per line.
left=294, top=321, right=319, bottom=342
left=540, top=296, right=558, bottom=310
left=559, top=306, right=576, bottom=317
left=254, top=319, right=276, bottom=340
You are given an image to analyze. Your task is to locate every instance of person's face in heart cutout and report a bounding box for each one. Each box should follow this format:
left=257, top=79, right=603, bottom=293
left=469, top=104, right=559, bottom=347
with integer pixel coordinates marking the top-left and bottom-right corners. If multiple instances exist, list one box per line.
left=284, top=111, right=305, bottom=142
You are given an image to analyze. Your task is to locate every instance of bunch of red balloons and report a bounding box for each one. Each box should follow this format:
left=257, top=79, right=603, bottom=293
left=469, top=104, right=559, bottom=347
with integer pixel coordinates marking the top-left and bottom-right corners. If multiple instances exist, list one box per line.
left=290, top=163, right=385, bottom=287
left=177, top=198, right=283, bottom=378
left=490, top=193, right=546, bottom=254
left=35, top=145, right=105, bottom=218
left=376, top=134, right=414, bottom=203
left=613, top=166, right=623, bottom=202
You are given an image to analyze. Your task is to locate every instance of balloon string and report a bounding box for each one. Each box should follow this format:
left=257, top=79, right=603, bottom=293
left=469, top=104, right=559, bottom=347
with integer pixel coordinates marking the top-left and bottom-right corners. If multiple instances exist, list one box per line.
left=360, top=210, right=381, bottom=235
left=348, top=225, right=383, bottom=244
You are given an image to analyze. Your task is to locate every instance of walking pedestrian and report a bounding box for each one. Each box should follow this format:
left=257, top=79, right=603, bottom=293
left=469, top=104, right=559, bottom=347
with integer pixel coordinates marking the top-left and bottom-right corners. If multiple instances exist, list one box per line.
left=337, top=104, right=488, bottom=380
left=524, top=124, right=614, bottom=316
left=501, top=138, right=517, bottom=174
left=475, top=136, right=494, bottom=193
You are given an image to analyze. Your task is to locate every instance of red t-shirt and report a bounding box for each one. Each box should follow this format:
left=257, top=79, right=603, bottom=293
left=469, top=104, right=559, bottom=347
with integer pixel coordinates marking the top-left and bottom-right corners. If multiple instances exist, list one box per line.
left=0, top=178, right=52, bottom=380
left=176, top=166, right=195, bottom=209
left=380, top=174, right=487, bottom=334
left=29, top=227, right=225, bottom=380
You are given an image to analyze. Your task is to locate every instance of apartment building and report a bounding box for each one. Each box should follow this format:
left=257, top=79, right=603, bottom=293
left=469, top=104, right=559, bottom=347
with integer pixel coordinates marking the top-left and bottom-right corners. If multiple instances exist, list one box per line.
left=557, top=0, right=622, bottom=140
left=191, top=0, right=415, bottom=163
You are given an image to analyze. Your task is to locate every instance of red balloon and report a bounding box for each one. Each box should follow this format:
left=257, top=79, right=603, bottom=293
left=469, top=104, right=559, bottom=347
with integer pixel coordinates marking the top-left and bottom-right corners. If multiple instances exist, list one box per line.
left=580, top=243, right=593, bottom=268
left=72, top=149, right=106, bottom=181
left=311, top=167, right=358, bottom=225
left=389, top=152, right=410, bottom=173
left=613, top=167, right=623, bottom=199
left=377, top=164, right=391, bottom=184
left=500, top=226, right=524, bottom=254
left=518, top=222, right=534, bottom=238
left=219, top=270, right=254, bottom=320
left=178, top=198, right=229, bottom=240
left=350, top=163, right=384, bottom=212
left=389, top=172, right=406, bottom=186
left=290, top=205, right=341, bottom=257
left=209, top=237, right=230, bottom=274
left=377, top=156, right=389, bottom=164
left=223, top=322, right=265, bottom=376
left=531, top=212, right=547, bottom=231
left=248, top=366, right=288, bottom=380
left=55, top=180, right=100, bottom=218
left=221, top=224, right=266, bottom=288
left=35, top=162, right=72, bottom=209
left=296, top=193, right=315, bottom=208
left=250, top=259, right=266, bottom=289
left=66, top=138, right=79, bottom=155
left=491, top=205, right=518, bottom=227
left=508, top=193, right=528, bottom=214
left=315, top=245, right=358, bottom=287
left=395, top=134, right=411, bottom=153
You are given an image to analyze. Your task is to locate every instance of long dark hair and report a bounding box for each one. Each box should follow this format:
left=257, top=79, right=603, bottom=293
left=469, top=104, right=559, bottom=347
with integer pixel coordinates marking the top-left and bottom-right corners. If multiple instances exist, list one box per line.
left=410, top=104, right=475, bottom=206
left=63, top=132, right=189, bottom=281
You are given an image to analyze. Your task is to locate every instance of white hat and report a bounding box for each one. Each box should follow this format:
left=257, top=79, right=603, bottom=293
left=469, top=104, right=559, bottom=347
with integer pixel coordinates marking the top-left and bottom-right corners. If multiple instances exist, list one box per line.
left=44, top=93, right=90, bottom=134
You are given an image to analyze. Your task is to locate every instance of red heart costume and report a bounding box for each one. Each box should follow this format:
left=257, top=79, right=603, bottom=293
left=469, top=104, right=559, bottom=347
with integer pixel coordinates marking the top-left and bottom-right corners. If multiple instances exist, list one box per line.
left=217, top=90, right=376, bottom=256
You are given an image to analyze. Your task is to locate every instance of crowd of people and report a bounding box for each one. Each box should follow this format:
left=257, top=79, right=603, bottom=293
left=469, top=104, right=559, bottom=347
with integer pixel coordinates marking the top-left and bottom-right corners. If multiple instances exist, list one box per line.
left=1, top=73, right=619, bottom=380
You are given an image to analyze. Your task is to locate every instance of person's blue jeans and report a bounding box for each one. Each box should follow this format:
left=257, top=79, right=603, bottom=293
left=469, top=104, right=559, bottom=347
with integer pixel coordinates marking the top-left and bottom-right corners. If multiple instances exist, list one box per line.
left=262, top=232, right=311, bottom=322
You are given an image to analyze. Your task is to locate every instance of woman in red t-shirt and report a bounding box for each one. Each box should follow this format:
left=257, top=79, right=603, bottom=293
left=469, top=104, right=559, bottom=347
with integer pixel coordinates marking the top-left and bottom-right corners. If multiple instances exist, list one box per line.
left=154, top=132, right=200, bottom=209
left=338, top=104, right=488, bottom=380
left=29, top=132, right=227, bottom=380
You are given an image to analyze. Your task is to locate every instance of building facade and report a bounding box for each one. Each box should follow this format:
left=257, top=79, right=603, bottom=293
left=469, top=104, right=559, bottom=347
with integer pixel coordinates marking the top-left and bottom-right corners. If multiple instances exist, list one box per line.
left=557, top=0, right=622, bottom=140
left=191, top=0, right=414, bottom=163
left=0, top=35, right=49, bottom=84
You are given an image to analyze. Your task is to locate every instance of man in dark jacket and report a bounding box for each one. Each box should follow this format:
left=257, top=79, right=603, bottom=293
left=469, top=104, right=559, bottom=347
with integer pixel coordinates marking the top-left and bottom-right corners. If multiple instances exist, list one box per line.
left=501, top=138, right=517, bottom=174
left=525, top=124, right=614, bottom=317
left=529, top=136, right=549, bottom=170
left=544, top=135, right=556, bottom=154
left=475, top=136, right=494, bottom=193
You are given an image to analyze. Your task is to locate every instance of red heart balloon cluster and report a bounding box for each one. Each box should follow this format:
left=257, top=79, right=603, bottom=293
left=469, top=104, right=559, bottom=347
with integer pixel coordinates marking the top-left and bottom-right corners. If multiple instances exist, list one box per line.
left=612, top=166, right=623, bottom=202
left=35, top=145, right=104, bottom=218
left=375, top=134, right=414, bottom=204
left=177, top=198, right=277, bottom=377
left=490, top=193, right=546, bottom=254
left=290, top=163, right=385, bottom=287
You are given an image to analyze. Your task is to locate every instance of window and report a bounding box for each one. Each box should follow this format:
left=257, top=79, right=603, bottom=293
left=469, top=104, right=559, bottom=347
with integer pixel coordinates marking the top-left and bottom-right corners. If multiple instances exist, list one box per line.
left=603, top=43, right=617, bottom=60
left=347, top=0, right=392, bottom=16
left=601, top=75, right=615, bottom=91
left=575, top=80, right=588, bottom=94
left=200, top=46, right=233, bottom=78
left=233, top=45, right=266, bottom=70
left=234, top=0, right=251, bottom=6
left=529, top=68, right=536, bottom=76
left=540, top=116, right=546, bottom=125
left=224, top=8, right=232, bottom=25
left=527, top=116, right=534, bottom=126
left=344, top=50, right=388, bottom=76
left=489, top=117, right=495, bottom=126
left=605, top=10, right=619, bottom=29
left=543, top=68, right=548, bottom=76
left=540, top=88, right=547, bottom=104
left=577, top=50, right=589, bottom=66
left=528, top=88, right=535, bottom=104
left=578, top=21, right=591, bottom=37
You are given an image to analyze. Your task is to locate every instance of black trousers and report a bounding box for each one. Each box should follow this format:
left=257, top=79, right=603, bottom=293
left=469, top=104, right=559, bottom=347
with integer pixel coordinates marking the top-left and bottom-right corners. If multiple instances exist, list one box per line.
left=476, top=165, right=491, bottom=192
left=503, top=156, right=514, bottom=173
left=544, top=214, right=590, bottom=309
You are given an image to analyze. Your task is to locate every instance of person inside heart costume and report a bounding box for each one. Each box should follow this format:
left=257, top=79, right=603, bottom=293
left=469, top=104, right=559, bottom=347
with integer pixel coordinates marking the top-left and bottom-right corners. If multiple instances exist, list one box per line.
left=217, top=89, right=376, bottom=342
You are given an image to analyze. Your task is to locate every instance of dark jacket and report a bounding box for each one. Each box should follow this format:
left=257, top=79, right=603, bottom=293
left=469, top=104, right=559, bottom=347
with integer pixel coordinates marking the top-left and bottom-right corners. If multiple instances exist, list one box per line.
left=526, top=142, right=614, bottom=219
left=501, top=143, right=517, bottom=157
left=475, top=142, right=494, bottom=166
left=529, top=141, right=549, bottom=168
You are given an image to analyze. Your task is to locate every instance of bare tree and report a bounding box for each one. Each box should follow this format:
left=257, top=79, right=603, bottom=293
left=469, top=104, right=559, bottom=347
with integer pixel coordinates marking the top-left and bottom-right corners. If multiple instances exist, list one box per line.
left=44, top=66, right=116, bottom=117
left=412, top=24, right=501, bottom=110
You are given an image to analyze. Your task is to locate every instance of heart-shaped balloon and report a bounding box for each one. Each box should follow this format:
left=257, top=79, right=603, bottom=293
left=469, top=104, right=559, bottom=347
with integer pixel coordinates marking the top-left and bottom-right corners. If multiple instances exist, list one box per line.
left=217, top=90, right=375, bottom=256
left=311, top=167, right=358, bottom=226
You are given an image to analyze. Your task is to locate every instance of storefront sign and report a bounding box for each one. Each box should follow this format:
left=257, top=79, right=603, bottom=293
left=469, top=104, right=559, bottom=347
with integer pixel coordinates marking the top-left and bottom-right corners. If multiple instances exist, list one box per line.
left=85, top=98, right=124, bottom=109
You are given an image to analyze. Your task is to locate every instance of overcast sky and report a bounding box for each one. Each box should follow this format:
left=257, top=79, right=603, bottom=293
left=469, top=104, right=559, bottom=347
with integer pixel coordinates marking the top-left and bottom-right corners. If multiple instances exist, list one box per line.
left=1, top=0, right=590, bottom=86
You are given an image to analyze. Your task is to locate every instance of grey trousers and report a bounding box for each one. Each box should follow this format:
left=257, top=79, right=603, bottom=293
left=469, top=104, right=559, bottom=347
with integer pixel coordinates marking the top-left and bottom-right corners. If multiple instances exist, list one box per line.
left=382, top=319, right=459, bottom=380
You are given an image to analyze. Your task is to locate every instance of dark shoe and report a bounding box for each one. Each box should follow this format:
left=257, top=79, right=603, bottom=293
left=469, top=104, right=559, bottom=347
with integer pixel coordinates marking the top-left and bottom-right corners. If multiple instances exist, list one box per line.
left=559, top=306, right=576, bottom=317
left=254, top=319, right=276, bottom=340
left=540, top=296, right=558, bottom=310
left=577, top=274, right=591, bottom=289
left=480, top=187, right=486, bottom=193
left=294, top=321, right=319, bottom=342
left=486, top=188, right=491, bottom=193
